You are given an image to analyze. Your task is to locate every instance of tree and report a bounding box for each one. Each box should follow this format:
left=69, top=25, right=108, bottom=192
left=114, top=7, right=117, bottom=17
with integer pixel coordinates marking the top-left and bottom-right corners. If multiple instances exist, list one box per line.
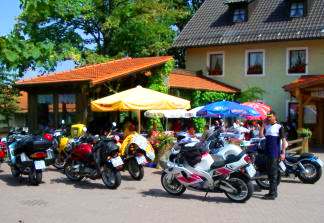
left=7, top=0, right=187, bottom=73
left=236, top=87, right=266, bottom=103
left=0, top=68, right=19, bottom=127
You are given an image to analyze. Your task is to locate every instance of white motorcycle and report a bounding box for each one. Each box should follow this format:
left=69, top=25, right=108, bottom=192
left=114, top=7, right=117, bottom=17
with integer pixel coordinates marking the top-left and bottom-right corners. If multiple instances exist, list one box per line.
left=161, top=134, right=256, bottom=203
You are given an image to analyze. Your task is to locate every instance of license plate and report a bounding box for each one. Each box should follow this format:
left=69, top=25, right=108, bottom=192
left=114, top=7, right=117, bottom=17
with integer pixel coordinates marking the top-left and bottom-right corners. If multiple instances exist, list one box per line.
left=279, top=161, right=287, bottom=171
left=111, top=156, right=124, bottom=167
left=136, top=155, right=147, bottom=165
left=34, top=160, right=46, bottom=170
left=246, top=164, right=256, bottom=177
left=316, top=159, right=324, bottom=167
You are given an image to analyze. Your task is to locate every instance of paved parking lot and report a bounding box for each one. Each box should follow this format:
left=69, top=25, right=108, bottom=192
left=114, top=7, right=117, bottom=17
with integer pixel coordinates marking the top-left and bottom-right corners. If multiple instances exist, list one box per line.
left=0, top=154, right=324, bottom=223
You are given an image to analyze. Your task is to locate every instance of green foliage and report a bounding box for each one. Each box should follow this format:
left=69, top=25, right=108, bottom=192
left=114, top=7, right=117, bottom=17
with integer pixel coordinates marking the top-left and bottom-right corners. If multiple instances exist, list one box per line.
left=1, top=0, right=187, bottom=74
left=237, top=87, right=265, bottom=103
left=156, top=132, right=176, bottom=151
left=146, top=118, right=164, bottom=132
left=297, top=128, right=312, bottom=138
left=191, top=90, right=234, bottom=107
left=0, top=68, right=20, bottom=126
left=192, top=117, right=206, bottom=133
left=147, top=60, right=175, bottom=93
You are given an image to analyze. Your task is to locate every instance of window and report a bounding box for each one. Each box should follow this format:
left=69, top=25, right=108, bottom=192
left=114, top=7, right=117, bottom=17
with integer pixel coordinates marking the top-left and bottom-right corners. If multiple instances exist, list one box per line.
left=246, top=50, right=265, bottom=75
left=208, top=53, right=224, bottom=76
left=287, top=48, right=307, bottom=74
left=290, top=2, right=305, bottom=18
left=58, top=94, right=77, bottom=125
left=233, top=8, right=247, bottom=23
left=37, top=94, right=54, bottom=129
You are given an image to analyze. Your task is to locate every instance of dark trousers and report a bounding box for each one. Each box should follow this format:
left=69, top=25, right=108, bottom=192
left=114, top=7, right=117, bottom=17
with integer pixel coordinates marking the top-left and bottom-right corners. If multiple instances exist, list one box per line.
left=266, top=157, right=279, bottom=196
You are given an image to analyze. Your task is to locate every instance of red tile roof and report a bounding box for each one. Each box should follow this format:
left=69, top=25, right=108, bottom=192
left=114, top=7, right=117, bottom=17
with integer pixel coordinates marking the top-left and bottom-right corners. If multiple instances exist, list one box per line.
left=17, top=56, right=172, bottom=86
left=283, top=75, right=324, bottom=91
left=169, top=69, right=240, bottom=93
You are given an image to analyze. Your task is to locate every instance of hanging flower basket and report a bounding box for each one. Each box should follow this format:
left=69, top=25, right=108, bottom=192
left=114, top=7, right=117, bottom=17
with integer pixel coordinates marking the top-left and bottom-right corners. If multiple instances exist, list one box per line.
left=208, top=67, right=223, bottom=76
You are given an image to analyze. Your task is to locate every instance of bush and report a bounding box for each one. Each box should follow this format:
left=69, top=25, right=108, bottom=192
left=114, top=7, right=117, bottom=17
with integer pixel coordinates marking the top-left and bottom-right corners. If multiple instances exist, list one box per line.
left=297, top=128, right=312, bottom=138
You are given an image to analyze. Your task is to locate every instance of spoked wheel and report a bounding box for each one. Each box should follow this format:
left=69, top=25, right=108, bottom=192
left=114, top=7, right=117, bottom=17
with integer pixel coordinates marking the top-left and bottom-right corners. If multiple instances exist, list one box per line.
left=255, top=172, right=281, bottom=190
left=128, top=158, right=144, bottom=181
left=298, top=161, right=322, bottom=184
left=101, top=166, right=121, bottom=189
left=161, top=172, right=186, bottom=196
left=224, top=176, right=253, bottom=203
left=64, top=161, right=84, bottom=181
left=10, top=166, right=20, bottom=178
left=53, top=153, right=66, bottom=170
left=29, top=168, right=42, bottom=186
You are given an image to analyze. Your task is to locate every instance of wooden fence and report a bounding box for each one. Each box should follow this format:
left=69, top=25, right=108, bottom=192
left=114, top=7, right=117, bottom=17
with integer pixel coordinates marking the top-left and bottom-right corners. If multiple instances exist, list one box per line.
left=287, top=138, right=309, bottom=153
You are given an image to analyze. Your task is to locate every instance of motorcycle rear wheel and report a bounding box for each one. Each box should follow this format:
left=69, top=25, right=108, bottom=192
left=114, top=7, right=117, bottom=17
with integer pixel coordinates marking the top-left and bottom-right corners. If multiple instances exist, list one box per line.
left=29, top=169, right=42, bottom=186
left=224, top=176, right=253, bottom=203
left=161, top=172, right=186, bottom=196
left=297, top=161, right=322, bottom=184
left=102, top=166, right=121, bottom=189
left=128, top=158, right=144, bottom=180
left=10, top=166, right=20, bottom=178
left=64, top=161, right=84, bottom=181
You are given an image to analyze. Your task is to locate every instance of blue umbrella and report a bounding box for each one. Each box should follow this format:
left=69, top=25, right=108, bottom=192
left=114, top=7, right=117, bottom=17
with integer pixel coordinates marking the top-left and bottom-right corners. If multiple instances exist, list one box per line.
left=197, top=101, right=260, bottom=118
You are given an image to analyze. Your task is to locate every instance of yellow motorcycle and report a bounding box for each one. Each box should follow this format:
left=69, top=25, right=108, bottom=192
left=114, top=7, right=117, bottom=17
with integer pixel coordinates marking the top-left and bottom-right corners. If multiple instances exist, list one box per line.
left=120, top=133, right=155, bottom=180
left=53, top=124, right=87, bottom=170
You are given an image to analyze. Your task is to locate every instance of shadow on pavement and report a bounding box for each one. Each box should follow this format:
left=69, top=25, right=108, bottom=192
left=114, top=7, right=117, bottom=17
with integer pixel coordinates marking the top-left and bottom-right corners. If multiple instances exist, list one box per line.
left=151, top=170, right=163, bottom=175
left=0, top=174, right=44, bottom=187
left=140, top=188, right=234, bottom=203
left=50, top=177, right=107, bottom=189
left=121, top=175, right=136, bottom=181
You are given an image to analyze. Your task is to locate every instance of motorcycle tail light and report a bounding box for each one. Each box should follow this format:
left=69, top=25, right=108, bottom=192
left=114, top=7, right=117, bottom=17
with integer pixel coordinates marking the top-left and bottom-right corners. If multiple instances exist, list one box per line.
left=43, top=133, right=54, bottom=142
left=30, top=152, right=47, bottom=159
left=243, top=155, right=252, bottom=164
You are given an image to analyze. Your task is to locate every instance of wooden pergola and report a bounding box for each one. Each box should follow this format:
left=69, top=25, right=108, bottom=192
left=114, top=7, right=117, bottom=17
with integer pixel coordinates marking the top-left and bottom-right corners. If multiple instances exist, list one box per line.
left=283, top=75, right=324, bottom=145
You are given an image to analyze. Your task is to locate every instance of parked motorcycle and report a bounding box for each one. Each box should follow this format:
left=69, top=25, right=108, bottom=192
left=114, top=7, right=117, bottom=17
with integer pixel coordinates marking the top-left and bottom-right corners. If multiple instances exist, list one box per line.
left=64, top=135, right=123, bottom=189
left=161, top=134, right=256, bottom=203
left=281, top=152, right=323, bottom=184
left=120, top=133, right=155, bottom=180
left=6, top=131, right=55, bottom=185
left=0, top=139, right=7, bottom=167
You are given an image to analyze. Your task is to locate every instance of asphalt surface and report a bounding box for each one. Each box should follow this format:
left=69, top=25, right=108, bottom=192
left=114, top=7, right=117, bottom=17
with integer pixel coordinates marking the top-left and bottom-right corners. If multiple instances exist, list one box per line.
left=0, top=154, right=324, bottom=223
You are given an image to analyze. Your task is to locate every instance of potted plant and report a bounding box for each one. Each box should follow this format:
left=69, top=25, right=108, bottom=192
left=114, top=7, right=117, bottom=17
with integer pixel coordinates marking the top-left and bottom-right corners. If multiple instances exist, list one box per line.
left=297, top=128, right=312, bottom=153
left=155, top=132, right=176, bottom=169
left=247, top=64, right=263, bottom=74
left=288, top=63, right=306, bottom=73
left=208, top=62, right=223, bottom=76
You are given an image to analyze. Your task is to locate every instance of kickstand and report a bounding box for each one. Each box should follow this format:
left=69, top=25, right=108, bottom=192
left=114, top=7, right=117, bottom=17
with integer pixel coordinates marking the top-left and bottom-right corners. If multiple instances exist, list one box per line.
left=204, top=192, right=209, bottom=200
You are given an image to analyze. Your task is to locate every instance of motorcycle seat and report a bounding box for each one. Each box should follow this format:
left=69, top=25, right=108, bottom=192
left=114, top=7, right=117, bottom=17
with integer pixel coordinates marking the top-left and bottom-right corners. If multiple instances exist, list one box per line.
left=210, top=159, right=226, bottom=169
left=286, top=156, right=298, bottom=163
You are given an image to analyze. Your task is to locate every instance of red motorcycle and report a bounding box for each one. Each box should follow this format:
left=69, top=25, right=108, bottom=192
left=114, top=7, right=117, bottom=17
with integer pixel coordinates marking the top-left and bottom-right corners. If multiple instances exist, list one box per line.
left=64, top=136, right=123, bottom=189
left=0, top=140, right=7, bottom=166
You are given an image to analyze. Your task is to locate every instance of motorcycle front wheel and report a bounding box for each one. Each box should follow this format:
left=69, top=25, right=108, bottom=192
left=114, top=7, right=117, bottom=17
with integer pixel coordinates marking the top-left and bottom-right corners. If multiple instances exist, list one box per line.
left=128, top=158, right=144, bottom=180
left=29, top=168, right=42, bottom=186
left=64, top=160, right=84, bottom=181
left=255, top=172, right=281, bottom=190
left=297, top=161, right=322, bottom=184
left=224, top=176, right=253, bottom=203
left=161, top=172, right=186, bottom=196
left=53, top=153, right=66, bottom=170
left=101, top=166, right=121, bottom=189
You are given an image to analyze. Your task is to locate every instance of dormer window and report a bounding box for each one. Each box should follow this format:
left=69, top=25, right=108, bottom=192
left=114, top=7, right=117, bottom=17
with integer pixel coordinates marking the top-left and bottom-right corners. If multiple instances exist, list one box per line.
left=233, top=8, right=247, bottom=23
left=290, top=2, right=305, bottom=18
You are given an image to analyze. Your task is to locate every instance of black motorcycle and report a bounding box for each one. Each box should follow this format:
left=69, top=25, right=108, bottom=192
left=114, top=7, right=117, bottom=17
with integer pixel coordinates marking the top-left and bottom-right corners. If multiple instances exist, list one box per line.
left=245, top=140, right=283, bottom=190
left=7, top=132, right=54, bottom=185
left=281, top=152, right=323, bottom=184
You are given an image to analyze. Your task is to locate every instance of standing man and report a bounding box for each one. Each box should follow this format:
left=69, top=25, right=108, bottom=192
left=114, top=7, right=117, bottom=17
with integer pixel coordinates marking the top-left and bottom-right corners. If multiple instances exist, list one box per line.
left=260, top=111, right=288, bottom=200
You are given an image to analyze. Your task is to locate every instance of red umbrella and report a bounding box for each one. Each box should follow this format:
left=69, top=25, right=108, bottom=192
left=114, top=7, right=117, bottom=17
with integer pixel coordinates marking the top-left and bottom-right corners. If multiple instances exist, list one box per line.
left=242, top=102, right=271, bottom=120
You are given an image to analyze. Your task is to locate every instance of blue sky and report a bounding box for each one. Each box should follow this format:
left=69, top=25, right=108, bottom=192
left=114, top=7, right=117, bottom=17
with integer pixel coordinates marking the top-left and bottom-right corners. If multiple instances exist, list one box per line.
left=0, top=0, right=75, bottom=77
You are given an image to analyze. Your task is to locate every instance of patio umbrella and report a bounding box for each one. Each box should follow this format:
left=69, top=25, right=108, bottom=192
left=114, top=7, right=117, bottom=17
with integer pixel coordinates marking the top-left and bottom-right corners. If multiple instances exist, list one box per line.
left=188, top=106, right=205, bottom=118
left=242, top=102, right=271, bottom=120
left=197, top=101, right=260, bottom=118
left=91, top=86, right=191, bottom=132
left=144, top=109, right=189, bottom=119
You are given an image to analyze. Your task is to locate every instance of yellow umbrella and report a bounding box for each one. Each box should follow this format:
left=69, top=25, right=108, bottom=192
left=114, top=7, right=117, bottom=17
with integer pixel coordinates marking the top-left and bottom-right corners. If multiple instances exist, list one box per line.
left=91, top=85, right=191, bottom=132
